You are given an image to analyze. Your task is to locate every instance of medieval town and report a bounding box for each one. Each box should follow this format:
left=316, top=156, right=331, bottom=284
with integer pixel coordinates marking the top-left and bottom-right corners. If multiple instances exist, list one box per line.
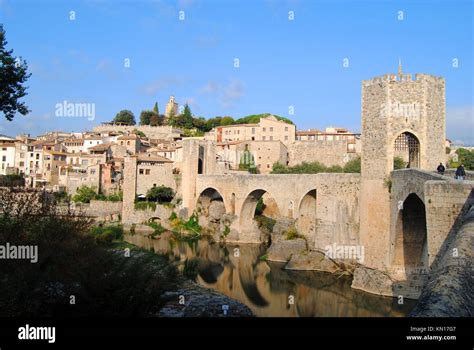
left=0, top=2, right=472, bottom=343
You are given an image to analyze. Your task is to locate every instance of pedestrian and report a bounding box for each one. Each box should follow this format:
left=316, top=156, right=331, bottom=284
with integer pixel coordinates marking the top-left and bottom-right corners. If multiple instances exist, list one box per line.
left=436, top=162, right=445, bottom=175
left=455, top=164, right=466, bottom=180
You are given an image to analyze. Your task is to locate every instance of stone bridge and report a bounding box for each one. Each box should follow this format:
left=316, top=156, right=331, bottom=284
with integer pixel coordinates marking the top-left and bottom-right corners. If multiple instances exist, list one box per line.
left=387, top=169, right=473, bottom=279
left=183, top=168, right=473, bottom=283
left=188, top=173, right=361, bottom=245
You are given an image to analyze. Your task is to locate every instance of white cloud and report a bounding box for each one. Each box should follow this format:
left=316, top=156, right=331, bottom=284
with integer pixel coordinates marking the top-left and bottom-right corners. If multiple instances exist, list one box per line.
left=199, top=79, right=245, bottom=109
left=141, top=77, right=184, bottom=96
left=446, top=105, right=474, bottom=145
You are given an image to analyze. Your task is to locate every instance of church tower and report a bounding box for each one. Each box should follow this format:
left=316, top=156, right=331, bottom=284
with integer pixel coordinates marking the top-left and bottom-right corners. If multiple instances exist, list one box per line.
left=165, top=95, right=179, bottom=118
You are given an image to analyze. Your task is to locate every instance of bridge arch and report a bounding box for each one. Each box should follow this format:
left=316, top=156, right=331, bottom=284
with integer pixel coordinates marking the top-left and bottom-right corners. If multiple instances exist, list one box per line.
left=392, top=193, right=428, bottom=273
left=392, top=130, right=421, bottom=169
left=239, top=189, right=281, bottom=232
left=196, top=187, right=230, bottom=216
left=296, top=189, right=317, bottom=238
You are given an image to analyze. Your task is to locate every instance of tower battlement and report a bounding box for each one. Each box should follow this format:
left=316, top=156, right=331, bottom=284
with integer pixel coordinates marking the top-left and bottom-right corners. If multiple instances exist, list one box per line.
left=362, top=73, right=444, bottom=87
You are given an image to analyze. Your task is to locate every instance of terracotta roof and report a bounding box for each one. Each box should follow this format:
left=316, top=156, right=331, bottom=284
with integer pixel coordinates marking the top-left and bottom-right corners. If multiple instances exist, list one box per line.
left=137, top=153, right=172, bottom=163
left=117, top=134, right=139, bottom=140
left=88, top=142, right=116, bottom=151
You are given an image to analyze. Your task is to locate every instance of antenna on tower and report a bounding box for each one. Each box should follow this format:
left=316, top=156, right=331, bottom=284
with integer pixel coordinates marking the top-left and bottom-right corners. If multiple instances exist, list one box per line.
left=398, top=57, right=402, bottom=80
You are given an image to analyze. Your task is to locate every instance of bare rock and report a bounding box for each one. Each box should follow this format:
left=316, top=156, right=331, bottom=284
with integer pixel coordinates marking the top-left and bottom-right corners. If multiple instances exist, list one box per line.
left=208, top=201, right=226, bottom=222
left=266, top=238, right=307, bottom=262
left=286, top=250, right=341, bottom=273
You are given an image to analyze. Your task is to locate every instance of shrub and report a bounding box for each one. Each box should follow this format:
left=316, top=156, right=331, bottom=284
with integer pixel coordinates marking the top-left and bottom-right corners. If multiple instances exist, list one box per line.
left=147, top=222, right=165, bottom=237
left=72, top=186, right=97, bottom=203
left=343, top=157, right=361, bottom=173
left=393, top=157, right=405, bottom=170
left=222, top=225, right=230, bottom=237
left=255, top=197, right=265, bottom=215
left=135, top=202, right=156, bottom=211
left=0, top=174, right=25, bottom=187
left=146, top=186, right=175, bottom=203
left=285, top=227, right=300, bottom=240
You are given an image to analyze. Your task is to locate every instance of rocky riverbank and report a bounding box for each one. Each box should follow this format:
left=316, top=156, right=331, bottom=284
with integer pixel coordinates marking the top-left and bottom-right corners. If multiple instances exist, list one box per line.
left=158, top=280, right=254, bottom=317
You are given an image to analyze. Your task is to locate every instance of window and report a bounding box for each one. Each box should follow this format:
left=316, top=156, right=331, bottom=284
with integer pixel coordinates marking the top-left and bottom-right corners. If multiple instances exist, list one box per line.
left=36, top=154, right=39, bottom=160
left=127, top=141, right=130, bottom=145
left=252, top=128, right=255, bottom=134
left=90, top=169, right=96, bottom=175
left=20, top=153, right=24, bottom=158
left=1, top=156, right=5, bottom=161
left=19, top=162, right=24, bottom=167
left=262, top=127, right=266, bottom=132
left=262, top=136, right=266, bottom=140
left=285, top=136, right=289, bottom=141
left=285, top=127, right=288, bottom=132
left=267, top=164, right=270, bottom=168
left=145, top=169, right=150, bottom=175
left=139, top=169, right=144, bottom=175
left=270, top=127, right=273, bottom=132
left=269, top=136, right=273, bottom=141
left=2, top=148, right=6, bottom=151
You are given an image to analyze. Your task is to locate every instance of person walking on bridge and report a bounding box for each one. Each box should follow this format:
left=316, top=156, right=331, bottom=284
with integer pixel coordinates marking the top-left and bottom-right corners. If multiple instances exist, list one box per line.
left=455, top=164, right=466, bottom=180
left=437, top=162, right=445, bottom=175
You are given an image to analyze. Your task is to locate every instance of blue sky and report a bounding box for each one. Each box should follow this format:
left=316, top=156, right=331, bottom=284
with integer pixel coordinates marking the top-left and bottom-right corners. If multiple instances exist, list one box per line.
left=0, top=0, right=473, bottom=143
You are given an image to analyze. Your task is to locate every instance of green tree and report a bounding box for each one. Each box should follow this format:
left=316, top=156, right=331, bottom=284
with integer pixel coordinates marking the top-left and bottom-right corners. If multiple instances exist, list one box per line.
left=140, top=110, right=159, bottom=126
left=113, top=110, right=136, bottom=125
left=456, top=148, right=474, bottom=170
left=72, top=186, right=97, bottom=203
left=153, top=102, right=159, bottom=115
left=150, top=113, right=163, bottom=126
left=146, top=186, right=175, bottom=203
left=220, top=116, right=235, bottom=126
left=182, top=104, right=194, bottom=129
left=0, top=25, right=31, bottom=121
left=343, top=157, right=361, bottom=173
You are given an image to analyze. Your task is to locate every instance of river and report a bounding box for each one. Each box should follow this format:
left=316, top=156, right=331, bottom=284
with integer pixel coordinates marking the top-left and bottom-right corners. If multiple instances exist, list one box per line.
left=124, top=231, right=416, bottom=317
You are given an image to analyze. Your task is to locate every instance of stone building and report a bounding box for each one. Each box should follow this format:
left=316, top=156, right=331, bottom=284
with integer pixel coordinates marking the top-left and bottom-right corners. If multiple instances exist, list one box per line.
left=216, top=140, right=288, bottom=174
left=211, top=115, right=296, bottom=145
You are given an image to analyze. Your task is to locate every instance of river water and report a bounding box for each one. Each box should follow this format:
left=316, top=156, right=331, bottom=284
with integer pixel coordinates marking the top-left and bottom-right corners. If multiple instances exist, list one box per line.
left=124, top=232, right=416, bottom=317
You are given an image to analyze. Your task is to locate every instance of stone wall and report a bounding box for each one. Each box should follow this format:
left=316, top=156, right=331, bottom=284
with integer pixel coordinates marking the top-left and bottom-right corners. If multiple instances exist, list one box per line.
left=424, top=180, right=474, bottom=268
left=122, top=204, right=173, bottom=225
left=93, top=124, right=181, bottom=140
left=288, top=140, right=359, bottom=167
left=86, top=199, right=122, bottom=217
left=410, top=207, right=474, bottom=317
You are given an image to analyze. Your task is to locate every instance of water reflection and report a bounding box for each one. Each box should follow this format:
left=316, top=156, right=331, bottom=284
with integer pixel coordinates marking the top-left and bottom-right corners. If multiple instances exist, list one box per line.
left=124, top=232, right=415, bottom=317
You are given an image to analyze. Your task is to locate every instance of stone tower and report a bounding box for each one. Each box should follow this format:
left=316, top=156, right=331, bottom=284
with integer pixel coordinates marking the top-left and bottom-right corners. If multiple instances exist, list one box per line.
left=180, top=139, right=216, bottom=218
left=122, top=155, right=138, bottom=224
left=165, top=95, right=179, bottom=118
left=359, top=71, right=446, bottom=269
